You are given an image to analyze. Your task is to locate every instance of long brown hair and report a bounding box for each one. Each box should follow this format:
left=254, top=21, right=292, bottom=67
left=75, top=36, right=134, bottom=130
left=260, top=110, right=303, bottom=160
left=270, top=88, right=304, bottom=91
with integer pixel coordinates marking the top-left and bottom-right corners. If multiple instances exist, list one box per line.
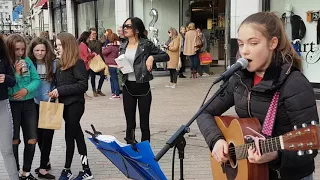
left=239, top=12, right=302, bottom=71
left=107, top=33, right=120, bottom=44
left=0, top=35, right=12, bottom=65
left=57, top=32, right=79, bottom=70
left=168, top=27, right=178, bottom=40
left=28, top=37, right=56, bottom=82
left=106, top=29, right=113, bottom=40
left=5, top=34, right=27, bottom=65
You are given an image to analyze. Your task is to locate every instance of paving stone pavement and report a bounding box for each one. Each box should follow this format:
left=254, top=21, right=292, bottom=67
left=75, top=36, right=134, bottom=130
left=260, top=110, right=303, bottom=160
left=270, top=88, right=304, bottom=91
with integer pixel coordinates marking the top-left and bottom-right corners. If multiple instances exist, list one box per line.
left=0, top=73, right=319, bottom=180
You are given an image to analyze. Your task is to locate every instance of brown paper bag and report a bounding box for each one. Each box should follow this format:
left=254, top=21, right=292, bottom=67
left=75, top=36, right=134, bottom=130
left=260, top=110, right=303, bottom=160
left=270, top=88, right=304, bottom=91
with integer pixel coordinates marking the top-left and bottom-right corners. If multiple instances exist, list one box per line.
left=38, top=98, right=64, bottom=130
left=89, top=55, right=106, bottom=73
left=104, top=66, right=110, bottom=76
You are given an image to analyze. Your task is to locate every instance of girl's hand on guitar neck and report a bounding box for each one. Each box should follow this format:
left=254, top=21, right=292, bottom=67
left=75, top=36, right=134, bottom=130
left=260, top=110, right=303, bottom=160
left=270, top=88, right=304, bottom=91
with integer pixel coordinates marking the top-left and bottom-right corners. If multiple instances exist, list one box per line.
left=247, top=146, right=278, bottom=164
left=212, top=139, right=229, bottom=163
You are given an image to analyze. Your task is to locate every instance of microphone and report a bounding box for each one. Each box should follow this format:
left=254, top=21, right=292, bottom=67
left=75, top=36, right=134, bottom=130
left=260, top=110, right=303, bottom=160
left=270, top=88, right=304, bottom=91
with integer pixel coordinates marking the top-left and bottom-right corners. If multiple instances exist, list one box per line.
left=213, top=58, right=248, bottom=84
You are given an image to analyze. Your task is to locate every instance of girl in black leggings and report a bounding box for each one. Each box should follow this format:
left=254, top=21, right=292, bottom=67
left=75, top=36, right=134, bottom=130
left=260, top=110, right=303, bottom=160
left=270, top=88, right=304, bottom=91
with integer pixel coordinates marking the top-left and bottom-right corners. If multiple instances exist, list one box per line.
left=28, top=37, right=56, bottom=179
left=120, top=17, right=169, bottom=143
left=49, top=32, right=93, bottom=180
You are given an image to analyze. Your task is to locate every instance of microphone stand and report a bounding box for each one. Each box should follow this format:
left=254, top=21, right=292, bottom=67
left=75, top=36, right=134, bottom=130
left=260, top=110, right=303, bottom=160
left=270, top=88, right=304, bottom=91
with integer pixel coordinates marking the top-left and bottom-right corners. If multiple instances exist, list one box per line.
left=154, top=79, right=230, bottom=180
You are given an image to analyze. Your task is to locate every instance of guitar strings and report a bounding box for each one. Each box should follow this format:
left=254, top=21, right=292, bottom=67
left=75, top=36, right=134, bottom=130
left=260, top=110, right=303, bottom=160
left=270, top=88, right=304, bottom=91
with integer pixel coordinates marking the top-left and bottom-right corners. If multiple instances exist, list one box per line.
left=224, top=137, right=283, bottom=158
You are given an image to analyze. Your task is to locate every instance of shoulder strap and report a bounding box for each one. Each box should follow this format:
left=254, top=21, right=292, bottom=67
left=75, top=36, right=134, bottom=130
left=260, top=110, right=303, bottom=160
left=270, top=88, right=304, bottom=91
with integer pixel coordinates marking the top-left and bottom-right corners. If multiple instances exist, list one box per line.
left=261, top=91, right=280, bottom=137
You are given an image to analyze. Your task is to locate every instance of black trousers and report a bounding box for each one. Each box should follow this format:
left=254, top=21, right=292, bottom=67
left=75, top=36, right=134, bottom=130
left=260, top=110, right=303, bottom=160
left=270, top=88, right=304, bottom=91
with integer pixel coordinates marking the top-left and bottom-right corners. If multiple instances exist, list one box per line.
left=10, top=99, right=37, bottom=172
left=35, top=103, right=55, bottom=169
left=63, top=101, right=89, bottom=169
left=123, top=81, right=152, bottom=142
left=89, top=69, right=105, bottom=91
left=169, top=69, right=177, bottom=83
left=179, top=52, right=186, bottom=74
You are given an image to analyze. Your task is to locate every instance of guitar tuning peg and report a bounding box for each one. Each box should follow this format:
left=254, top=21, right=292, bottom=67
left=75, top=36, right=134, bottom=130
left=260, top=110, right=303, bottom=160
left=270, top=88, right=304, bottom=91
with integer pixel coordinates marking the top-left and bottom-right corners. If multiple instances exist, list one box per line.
left=311, top=121, right=317, bottom=125
left=302, top=123, right=307, bottom=128
left=306, top=150, right=314, bottom=155
left=297, top=150, right=304, bottom=156
left=293, top=125, right=298, bottom=130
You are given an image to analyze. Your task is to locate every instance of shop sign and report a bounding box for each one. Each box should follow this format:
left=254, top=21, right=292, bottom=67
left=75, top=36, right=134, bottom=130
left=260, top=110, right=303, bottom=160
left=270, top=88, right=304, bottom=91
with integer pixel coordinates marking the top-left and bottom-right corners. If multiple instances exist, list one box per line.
left=294, top=42, right=320, bottom=64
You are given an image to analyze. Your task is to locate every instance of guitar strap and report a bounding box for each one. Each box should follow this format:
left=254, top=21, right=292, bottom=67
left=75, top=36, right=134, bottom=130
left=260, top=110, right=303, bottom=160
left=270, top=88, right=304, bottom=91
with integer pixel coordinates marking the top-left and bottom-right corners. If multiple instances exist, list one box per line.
left=261, top=91, right=280, bottom=137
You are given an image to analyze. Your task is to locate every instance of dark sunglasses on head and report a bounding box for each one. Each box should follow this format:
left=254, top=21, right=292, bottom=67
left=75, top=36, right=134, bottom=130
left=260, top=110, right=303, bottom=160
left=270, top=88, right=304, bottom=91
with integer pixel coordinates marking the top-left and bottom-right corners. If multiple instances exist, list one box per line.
left=123, top=24, right=132, bottom=29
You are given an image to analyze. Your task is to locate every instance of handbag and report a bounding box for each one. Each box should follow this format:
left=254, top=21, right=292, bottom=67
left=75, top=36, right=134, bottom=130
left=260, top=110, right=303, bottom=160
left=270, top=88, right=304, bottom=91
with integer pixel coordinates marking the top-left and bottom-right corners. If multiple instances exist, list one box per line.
left=261, top=91, right=280, bottom=137
left=89, top=55, right=106, bottom=73
left=38, top=98, right=64, bottom=130
left=195, top=35, right=203, bottom=48
left=199, top=51, right=213, bottom=65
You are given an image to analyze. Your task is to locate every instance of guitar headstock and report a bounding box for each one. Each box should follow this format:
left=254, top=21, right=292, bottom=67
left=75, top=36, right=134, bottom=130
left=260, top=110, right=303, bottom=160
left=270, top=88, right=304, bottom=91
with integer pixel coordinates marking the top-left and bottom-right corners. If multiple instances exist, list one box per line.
left=282, top=121, right=320, bottom=155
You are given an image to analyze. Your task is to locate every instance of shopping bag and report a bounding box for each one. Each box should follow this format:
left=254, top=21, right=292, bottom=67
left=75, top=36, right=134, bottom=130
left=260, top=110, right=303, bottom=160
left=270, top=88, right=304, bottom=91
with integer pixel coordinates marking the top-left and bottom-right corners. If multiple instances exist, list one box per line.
left=199, top=51, right=212, bottom=65
left=104, top=66, right=110, bottom=76
left=176, top=57, right=182, bottom=71
left=38, top=98, right=64, bottom=130
left=89, top=55, right=106, bottom=73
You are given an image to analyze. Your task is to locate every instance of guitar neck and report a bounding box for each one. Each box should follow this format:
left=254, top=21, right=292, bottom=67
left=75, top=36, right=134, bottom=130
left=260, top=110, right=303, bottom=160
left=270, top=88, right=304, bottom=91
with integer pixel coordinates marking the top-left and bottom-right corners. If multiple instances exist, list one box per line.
left=234, top=136, right=283, bottom=160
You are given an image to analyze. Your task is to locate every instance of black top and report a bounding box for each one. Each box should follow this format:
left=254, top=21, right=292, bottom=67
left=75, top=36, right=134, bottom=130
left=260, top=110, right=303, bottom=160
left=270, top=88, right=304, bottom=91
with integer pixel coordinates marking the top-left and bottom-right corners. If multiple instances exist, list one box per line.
left=56, top=60, right=88, bottom=105
left=119, top=38, right=169, bottom=84
left=197, top=61, right=318, bottom=180
left=0, top=58, right=16, bottom=100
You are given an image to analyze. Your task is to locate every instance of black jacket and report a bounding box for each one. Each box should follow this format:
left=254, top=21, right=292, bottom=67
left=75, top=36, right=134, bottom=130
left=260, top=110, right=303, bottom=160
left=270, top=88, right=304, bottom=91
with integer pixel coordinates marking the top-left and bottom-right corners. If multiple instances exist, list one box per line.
left=197, top=61, right=318, bottom=180
left=56, top=60, right=88, bottom=105
left=0, top=58, right=16, bottom=100
left=282, top=13, right=306, bottom=40
left=119, top=38, right=169, bottom=83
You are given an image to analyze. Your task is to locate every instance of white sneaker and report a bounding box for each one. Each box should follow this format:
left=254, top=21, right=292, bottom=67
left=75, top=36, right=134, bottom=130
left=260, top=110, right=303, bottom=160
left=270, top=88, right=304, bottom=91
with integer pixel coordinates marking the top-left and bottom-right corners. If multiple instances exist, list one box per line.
left=171, top=84, right=177, bottom=88
left=165, top=84, right=172, bottom=88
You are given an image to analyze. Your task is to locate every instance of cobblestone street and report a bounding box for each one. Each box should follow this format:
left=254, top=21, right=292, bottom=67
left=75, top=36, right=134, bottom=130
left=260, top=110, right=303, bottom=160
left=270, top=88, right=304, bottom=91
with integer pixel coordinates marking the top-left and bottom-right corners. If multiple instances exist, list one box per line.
left=0, top=74, right=319, bottom=180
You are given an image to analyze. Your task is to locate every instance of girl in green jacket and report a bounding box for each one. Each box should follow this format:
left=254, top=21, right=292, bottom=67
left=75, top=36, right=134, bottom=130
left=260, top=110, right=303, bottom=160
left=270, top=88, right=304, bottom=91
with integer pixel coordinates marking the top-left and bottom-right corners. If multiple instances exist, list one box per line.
left=6, top=34, right=40, bottom=180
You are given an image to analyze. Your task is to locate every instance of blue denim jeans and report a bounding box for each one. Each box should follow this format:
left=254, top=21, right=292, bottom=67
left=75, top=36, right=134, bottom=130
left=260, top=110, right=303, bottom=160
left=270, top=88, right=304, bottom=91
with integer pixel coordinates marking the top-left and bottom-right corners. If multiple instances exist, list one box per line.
left=189, top=51, right=200, bottom=71
left=109, top=67, right=120, bottom=96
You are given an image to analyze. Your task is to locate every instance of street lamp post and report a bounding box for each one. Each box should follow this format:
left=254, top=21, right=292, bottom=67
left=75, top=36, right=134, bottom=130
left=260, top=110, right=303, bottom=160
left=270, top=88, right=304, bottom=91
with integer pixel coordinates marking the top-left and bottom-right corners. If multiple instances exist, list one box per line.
left=6, top=15, right=12, bottom=33
left=1, top=14, right=4, bottom=33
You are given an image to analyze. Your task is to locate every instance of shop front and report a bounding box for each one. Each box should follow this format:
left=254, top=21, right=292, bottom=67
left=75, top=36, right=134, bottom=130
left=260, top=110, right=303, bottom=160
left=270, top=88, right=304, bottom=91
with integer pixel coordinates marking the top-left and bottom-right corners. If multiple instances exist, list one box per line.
left=51, top=0, right=67, bottom=34
left=132, top=0, right=229, bottom=73
left=269, top=0, right=320, bottom=99
left=76, top=0, right=116, bottom=39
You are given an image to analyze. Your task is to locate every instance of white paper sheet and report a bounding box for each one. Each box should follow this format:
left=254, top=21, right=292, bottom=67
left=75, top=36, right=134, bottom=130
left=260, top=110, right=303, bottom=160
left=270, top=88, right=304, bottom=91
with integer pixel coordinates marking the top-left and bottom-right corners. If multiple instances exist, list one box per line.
left=115, top=54, right=134, bottom=74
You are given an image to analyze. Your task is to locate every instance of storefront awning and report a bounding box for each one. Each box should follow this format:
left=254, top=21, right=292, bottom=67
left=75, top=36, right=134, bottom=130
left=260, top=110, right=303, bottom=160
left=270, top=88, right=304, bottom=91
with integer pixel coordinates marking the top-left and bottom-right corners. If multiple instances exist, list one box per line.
left=35, top=0, right=48, bottom=9
left=75, top=0, right=96, bottom=4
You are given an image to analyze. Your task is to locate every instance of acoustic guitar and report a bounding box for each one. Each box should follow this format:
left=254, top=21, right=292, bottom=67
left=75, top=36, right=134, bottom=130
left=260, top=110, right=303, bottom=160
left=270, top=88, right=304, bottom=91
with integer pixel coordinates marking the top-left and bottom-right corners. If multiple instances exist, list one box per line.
left=210, top=116, right=320, bottom=180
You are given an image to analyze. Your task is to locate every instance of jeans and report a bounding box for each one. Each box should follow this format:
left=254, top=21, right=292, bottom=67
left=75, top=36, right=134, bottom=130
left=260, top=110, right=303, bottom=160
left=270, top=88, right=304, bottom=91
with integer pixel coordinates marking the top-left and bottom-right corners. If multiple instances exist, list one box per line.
left=63, top=101, right=89, bottom=170
left=89, top=69, right=105, bottom=91
left=0, top=99, right=19, bottom=180
left=109, top=67, right=120, bottom=96
left=35, top=103, right=54, bottom=169
left=179, top=52, right=186, bottom=74
left=198, top=65, right=210, bottom=75
left=189, top=51, right=200, bottom=71
left=10, top=99, right=37, bottom=173
left=169, top=69, right=177, bottom=83
left=123, top=81, right=152, bottom=142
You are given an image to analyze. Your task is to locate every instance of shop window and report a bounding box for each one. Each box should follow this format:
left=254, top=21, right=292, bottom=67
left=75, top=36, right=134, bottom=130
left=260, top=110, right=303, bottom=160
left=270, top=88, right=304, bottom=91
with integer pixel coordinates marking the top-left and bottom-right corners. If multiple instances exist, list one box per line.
left=133, top=0, right=179, bottom=44
left=54, top=8, right=61, bottom=33
left=77, top=1, right=95, bottom=35
left=77, top=0, right=115, bottom=39
left=97, top=0, right=115, bottom=39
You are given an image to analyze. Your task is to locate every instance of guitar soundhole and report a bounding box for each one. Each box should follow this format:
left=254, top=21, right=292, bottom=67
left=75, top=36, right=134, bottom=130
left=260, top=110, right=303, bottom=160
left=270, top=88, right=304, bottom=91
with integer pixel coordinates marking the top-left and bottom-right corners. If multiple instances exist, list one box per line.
left=229, top=142, right=237, bottom=168
left=225, top=142, right=238, bottom=180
